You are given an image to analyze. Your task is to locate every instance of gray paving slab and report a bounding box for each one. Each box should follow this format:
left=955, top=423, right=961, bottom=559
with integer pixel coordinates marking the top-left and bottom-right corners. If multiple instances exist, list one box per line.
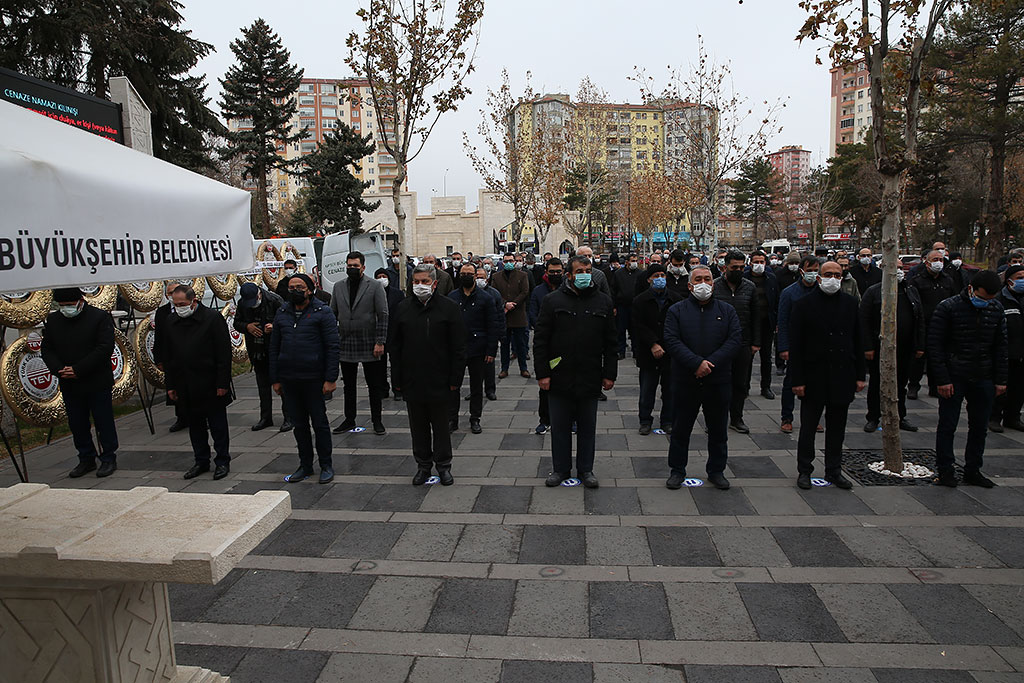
left=797, top=488, right=876, bottom=516
left=691, top=487, right=758, bottom=515
left=966, top=585, right=1024, bottom=639
left=871, top=670, right=975, bottom=683
left=253, top=519, right=348, bottom=558
left=777, top=668, right=877, bottom=683
left=889, top=584, right=1024, bottom=646
left=970, top=673, right=1024, bottom=683
left=738, top=583, right=847, bottom=642
left=812, top=583, right=934, bottom=643
left=274, top=573, right=376, bottom=629
left=589, top=582, right=674, bottom=640
left=473, top=485, right=533, bottom=514
left=202, top=569, right=311, bottom=625
left=960, top=527, right=1024, bottom=568
left=362, top=483, right=431, bottom=512
left=592, top=662, right=685, bottom=683
left=744, top=487, right=817, bottom=516
left=452, top=524, right=523, bottom=563
left=727, top=456, right=787, bottom=478
left=586, top=526, right=653, bottom=566
left=664, top=582, right=758, bottom=641
left=637, top=487, right=700, bottom=515
left=684, top=665, right=783, bottom=683
left=499, top=660, right=593, bottom=683
left=418, top=484, right=481, bottom=513
left=408, top=657, right=502, bottom=683
left=646, top=526, right=721, bottom=567
left=585, top=487, right=642, bottom=515
left=387, top=523, right=464, bottom=561
left=231, top=648, right=330, bottom=683
left=424, top=577, right=516, bottom=635
left=315, top=653, right=414, bottom=683
left=312, top=482, right=384, bottom=510
left=346, top=576, right=444, bottom=632
left=488, top=456, right=543, bottom=478
left=710, top=527, right=792, bottom=568
left=518, top=525, right=587, bottom=565
left=174, top=644, right=249, bottom=679
left=904, top=486, right=994, bottom=516
left=959, top=486, right=1024, bottom=516
left=506, top=579, right=589, bottom=637
left=834, top=527, right=934, bottom=567
left=896, top=528, right=1005, bottom=568
left=529, top=485, right=585, bottom=514
left=323, top=521, right=407, bottom=559
left=770, top=527, right=863, bottom=567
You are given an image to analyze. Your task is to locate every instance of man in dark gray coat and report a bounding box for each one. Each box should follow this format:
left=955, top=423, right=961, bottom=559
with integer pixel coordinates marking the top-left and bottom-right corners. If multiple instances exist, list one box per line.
left=331, top=251, right=389, bottom=435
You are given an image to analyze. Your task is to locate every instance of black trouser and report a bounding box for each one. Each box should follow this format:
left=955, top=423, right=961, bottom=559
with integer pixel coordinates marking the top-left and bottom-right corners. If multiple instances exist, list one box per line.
left=281, top=379, right=332, bottom=472
left=501, top=327, right=529, bottom=373
left=796, top=398, right=849, bottom=477
left=188, top=406, right=230, bottom=468
left=730, top=345, right=752, bottom=423
left=936, top=379, right=994, bottom=475
left=667, top=381, right=730, bottom=476
left=451, top=356, right=485, bottom=421
left=341, top=359, right=387, bottom=423
left=539, top=388, right=550, bottom=425
left=616, top=305, right=632, bottom=355
left=485, top=358, right=496, bottom=394
left=63, top=388, right=118, bottom=465
left=775, top=330, right=786, bottom=371
left=866, top=355, right=910, bottom=423
left=549, top=393, right=599, bottom=475
left=756, top=318, right=774, bottom=391
left=638, top=360, right=673, bottom=428
left=994, top=359, right=1024, bottom=425
left=908, top=323, right=934, bottom=394
left=407, top=398, right=453, bottom=471
left=254, top=363, right=286, bottom=423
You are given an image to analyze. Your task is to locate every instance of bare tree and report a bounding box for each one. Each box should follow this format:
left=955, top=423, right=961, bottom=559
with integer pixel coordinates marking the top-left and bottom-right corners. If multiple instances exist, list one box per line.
left=561, top=78, right=612, bottom=244
left=530, top=116, right=567, bottom=254
left=347, top=0, right=484, bottom=288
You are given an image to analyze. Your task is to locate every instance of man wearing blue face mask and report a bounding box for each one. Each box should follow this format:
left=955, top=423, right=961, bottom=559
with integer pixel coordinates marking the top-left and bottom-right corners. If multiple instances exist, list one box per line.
left=993, top=265, right=1024, bottom=431
left=632, top=264, right=683, bottom=435
left=928, top=270, right=1008, bottom=488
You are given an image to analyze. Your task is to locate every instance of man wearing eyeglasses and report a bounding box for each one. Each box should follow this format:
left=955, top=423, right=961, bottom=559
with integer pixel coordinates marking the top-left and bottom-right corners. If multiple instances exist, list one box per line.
left=788, top=260, right=866, bottom=490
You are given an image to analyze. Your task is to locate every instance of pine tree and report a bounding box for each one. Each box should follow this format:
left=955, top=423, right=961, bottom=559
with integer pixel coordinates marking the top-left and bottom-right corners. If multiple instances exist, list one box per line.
left=219, top=19, right=306, bottom=238
left=732, top=157, right=780, bottom=244
left=302, top=123, right=380, bottom=234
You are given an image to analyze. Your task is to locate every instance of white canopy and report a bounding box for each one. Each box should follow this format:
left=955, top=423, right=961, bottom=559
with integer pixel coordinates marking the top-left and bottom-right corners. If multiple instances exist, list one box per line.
left=0, top=99, right=254, bottom=293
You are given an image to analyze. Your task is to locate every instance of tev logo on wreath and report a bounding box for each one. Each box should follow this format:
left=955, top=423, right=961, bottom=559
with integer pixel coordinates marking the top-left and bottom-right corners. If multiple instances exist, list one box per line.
left=110, top=343, right=124, bottom=381
left=19, top=332, right=58, bottom=400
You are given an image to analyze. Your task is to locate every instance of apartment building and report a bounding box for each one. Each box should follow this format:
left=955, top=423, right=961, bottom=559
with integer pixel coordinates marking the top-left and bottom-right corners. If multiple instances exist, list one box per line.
left=829, top=60, right=872, bottom=157
left=768, top=145, right=812, bottom=193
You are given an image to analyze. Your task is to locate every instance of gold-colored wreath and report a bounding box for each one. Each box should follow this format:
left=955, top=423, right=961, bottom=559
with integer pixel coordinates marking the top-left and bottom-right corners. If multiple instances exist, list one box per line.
left=118, top=281, right=162, bottom=312
left=237, top=269, right=261, bottom=285
left=110, top=328, right=138, bottom=405
left=279, top=242, right=305, bottom=272
left=164, top=277, right=206, bottom=301
left=134, top=313, right=165, bottom=389
left=79, top=285, right=117, bottom=311
left=0, top=290, right=53, bottom=329
left=0, top=332, right=65, bottom=426
left=207, top=273, right=239, bottom=301
left=256, top=241, right=284, bottom=289
left=221, top=303, right=248, bottom=364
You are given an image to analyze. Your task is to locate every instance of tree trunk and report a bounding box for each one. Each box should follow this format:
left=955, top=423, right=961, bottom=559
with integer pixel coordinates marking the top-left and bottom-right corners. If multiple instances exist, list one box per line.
left=879, top=172, right=903, bottom=471
left=255, top=160, right=271, bottom=239
left=392, top=166, right=408, bottom=290
left=986, top=138, right=1006, bottom=268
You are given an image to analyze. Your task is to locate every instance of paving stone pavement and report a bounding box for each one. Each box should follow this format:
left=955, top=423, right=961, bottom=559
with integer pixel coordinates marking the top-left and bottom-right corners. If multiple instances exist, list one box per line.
left=6, top=360, right=1024, bottom=683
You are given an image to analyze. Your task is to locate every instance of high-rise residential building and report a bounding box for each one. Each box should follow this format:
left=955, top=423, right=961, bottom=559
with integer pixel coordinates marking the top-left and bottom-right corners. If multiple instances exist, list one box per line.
left=226, top=77, right=406, bottom=216
left=768, top=145, right=812, bottom=192
left=829, top=60, right=872, bottom=157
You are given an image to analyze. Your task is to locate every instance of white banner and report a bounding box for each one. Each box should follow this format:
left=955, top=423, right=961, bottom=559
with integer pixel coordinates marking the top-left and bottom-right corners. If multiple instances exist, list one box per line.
left=0, top=99, right=254, bottom=293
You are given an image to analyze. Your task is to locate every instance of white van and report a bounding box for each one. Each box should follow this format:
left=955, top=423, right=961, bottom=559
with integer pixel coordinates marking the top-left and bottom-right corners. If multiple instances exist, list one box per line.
left=252, top=237, right=319, bottom=272
left=320, top=231, right=389, bottom=294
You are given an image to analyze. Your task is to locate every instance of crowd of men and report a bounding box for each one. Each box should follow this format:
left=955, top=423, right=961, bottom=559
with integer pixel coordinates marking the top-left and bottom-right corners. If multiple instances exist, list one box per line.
left=41, top=239, right=1018, bottom=493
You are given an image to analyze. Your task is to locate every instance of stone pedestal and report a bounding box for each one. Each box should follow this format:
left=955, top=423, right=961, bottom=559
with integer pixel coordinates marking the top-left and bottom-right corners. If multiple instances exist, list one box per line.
left=0, top=484, right=290, bottom=682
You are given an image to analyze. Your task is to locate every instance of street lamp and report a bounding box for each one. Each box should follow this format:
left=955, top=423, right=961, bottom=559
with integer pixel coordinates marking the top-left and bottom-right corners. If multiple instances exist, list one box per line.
left=443, top=168, right=449, bottom=197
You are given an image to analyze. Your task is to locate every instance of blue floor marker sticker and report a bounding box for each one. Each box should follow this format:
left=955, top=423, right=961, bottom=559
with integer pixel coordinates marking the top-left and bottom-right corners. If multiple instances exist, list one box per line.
left=561, top=478, right=581, bottom=487
left=350, top=426, right=366, bottom=433
left=653, top=429, right=666, bottom=435
left=425, top=476, right=440, bottom=485
left=811, top=478, right=831, bottom=487
left=684, top=478, right=704, bottom=487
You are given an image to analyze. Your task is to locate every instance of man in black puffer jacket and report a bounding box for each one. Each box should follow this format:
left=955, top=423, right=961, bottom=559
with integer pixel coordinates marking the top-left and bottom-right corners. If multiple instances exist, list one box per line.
left=994, top=265, right=1024, bottom=431
left=712, top=250, right=761, bottom=434
left=534, top=255, right=617, bottom=489
left=928, top=270, right=1008, bottom=488
left=449, top=263, right=503, bottom=434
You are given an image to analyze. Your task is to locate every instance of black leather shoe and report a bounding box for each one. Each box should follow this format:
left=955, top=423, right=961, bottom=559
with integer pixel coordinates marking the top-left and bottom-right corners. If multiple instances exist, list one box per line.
left=373, top=421, right=386, bottom=435
left=535, top=423, right=549, bottom=435
left=1004, top=419, right=1024, bottom=431
left=934, top=470, right=958, bottom=487
left=69, top=462, right=96, bottom=478
left=729, top=421, right=749, bottom=434
left=708, top=472, right=731, bottom=490
left=761, top=388, right=776, bottom=400
left=333, top=420, right=356, bottom=434
left=989, top=420, right=1005, bottom=433
left=598, top=392, right=608, bottom=401
left=393, top=392, right=404, bottom=401
left=319, top=467, right=334, bottom=484
left=776, top=366, right=786, bottom=376
left=580, top=471, right=599, bottom=489
left=545, top=471, right=571, bottom=487
left=899, top=419, right=918, bottom=432
left=449, top=420, right=458, bottom=433
left=826, top=473, right=853, bottom=489
left=213, top=465, right=230, bottom=480
left=183, top=463, right=209, bottom=479
left=797, top=474, right=812, bottom=489
left=666, top=471, right=686, bottom=489
left=907, top=388, right=919, bottom=400
left=864, top=420, right=879, bottom=433
left=486, top=392, right=497, bottom=401
left=279, top=420, right=293, bottom=433
left=412, top=469, right=432, bottom=486
left=464, top=394, right=471, bottom=401
left=963, top=470, right=995, bottom=488
left=96, top=461, right=116, bottom=478
left=285, top=467, right=313, bottom=483
left=639, top=423, right=652, bottom=435
left=168, top=419, right=187, bottom=433
left=251, top=418, right=273, bottom=431
left=470, top=419, right=482, bottom=434
left=660, top=424, right=673, bottom=434
left=571, top=422, right=577, bottom=434
left=438, top=469, right=454, bottom=486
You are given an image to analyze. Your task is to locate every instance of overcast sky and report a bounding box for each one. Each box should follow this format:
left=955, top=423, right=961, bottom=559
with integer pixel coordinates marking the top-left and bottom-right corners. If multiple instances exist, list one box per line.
left=183, top=0, right=833, bottom=214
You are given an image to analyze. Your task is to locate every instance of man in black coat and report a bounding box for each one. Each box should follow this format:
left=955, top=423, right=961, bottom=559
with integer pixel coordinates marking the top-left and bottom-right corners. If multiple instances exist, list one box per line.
left=859, top=261, right=925, bottom=433
left=527, top=258, right=564, bottom=434
left=663, top=249, right=690, bottom=298
left=662, top=266, right=743, bottom=490
left=42, top=287, right=118, bottom=478
left=993, top=265, right=1024, bottom=431
left=712, top=250, right=762, bottom=434
left=789, top=261, right=866, bottom=490
left=374, top=267, right=406, bottom=399
left=274, top=258, right=299, bottom=299
left=163, top=285, right=233, bottom=480
left=908, top=250, right=958, bottom=399
left=611, top=253, right=642, bottom=359
left=850, top=247, right=882, bottom=295
left=391, top=264, right=467, bottom=485
left=449, top=263, right=503, bottom=434
left=745, top=250, right=779, bottom=399
left=475, top=264, right=504, bottom=401
left=534, top=255, right=617, bottom=489
left=234, top=282, right=287, bottom=431
left=632, top=265, right=683, bottom=434
left=152, top=281, right=188, bottom=433
left=928, top=270, right=1008, bottom=488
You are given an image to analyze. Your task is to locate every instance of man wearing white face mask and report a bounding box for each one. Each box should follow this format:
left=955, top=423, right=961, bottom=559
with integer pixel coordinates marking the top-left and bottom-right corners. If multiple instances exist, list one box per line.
left=744, top=251, right=779, bottom=399
left=789, top=261, right=866, bottom=489
left=908, top=250, right=957, bottom=399
left=850, top=247, right=882, bottom=295
left=776, top=255, right=823, bottom=434
left=42, top=287, right=119, bottom=478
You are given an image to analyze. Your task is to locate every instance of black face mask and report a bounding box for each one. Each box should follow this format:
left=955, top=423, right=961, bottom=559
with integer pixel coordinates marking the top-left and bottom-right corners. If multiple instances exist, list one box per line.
left=347, top=267, right=362, bottom=280
left=726, top=270, right=743, bottom=285
left=289, top=290, right=308, bottom=306
left=548, top=273, right=563, bottom=288
left=459, top=273, right=475, bottom=289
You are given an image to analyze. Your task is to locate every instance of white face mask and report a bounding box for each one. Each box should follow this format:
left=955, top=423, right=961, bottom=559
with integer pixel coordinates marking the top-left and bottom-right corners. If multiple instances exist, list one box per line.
left=483, top=264, right=492, bottom=272
left=787, top=263, right=799, bottom=272
left=692, top=282, right=713, bottom=301
left=752, top=263, right=766, bottom=275
left=859, top=256, right=872, bottom=266
left=896, top=269, right=905, bottom=282
left=717, top=259, right=726, bottom=267
left=174, top=304, right=194, bottom=318
left=802, top=271, right=818, bottom=284
left=284, top=268, right=296, bottom=277
left=928, top=260, right=944, bottom=273
left=452, top=260, right=462, bottom=267
left=475, top=278, right=488, bottom=289
left=628, top=262, right=638, bottom=271
left=59, top=302, right=82, bottom=318
left=377, top=277, right=389, bottom=286
left=668, top=264, right=685, bottom=275
left=412, top=283, right=433, bottom=301
left=952, top=259, right=962, bottom=268
left=819, top=277, right=842, bottom=295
